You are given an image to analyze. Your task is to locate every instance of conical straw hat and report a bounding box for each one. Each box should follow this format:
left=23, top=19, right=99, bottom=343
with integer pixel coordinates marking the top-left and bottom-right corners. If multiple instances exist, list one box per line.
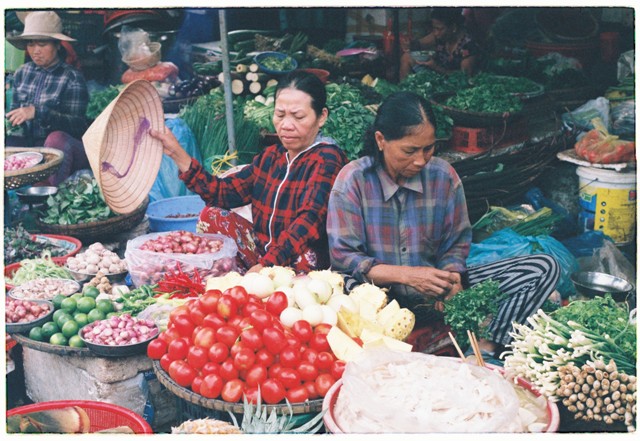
left=82, top=80, right=164, bottom=214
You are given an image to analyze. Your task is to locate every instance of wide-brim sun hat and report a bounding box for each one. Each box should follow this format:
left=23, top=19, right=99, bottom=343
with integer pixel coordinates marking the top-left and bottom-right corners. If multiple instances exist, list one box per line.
left=82, top=80, right=164, bottom=215
left=7, top=11, right=75, bottom=50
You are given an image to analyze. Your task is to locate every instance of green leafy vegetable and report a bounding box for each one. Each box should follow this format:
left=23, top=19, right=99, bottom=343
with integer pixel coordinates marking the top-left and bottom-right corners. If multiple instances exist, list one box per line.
left=6, top=251, right=73, bottom=286
left=443, top=279, right=507, bottom=350
left=445, top=84, right=523, bottom=114
left=4, top=225, right=68, bottom=265
left=39, top=175, right=115, bottom=225
left=86, top=85, right=124, bottom=120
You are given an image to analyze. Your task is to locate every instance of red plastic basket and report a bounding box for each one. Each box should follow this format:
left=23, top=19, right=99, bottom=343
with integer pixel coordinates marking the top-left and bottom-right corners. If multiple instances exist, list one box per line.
left=6, top=400, right=153, bottom=434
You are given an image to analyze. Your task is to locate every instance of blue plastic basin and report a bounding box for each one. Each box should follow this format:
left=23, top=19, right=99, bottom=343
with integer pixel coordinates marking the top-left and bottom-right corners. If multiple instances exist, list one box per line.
left=146, top=195, right=206, bottom=232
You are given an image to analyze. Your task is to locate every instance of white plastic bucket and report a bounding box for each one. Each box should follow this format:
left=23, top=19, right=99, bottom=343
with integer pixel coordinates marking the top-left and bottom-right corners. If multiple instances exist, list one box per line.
left=576, top=166, right=637, bottom=244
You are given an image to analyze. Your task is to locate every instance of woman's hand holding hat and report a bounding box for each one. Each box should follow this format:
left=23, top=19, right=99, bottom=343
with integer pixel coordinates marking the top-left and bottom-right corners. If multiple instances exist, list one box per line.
left=149, top=127, right=193, bottom=173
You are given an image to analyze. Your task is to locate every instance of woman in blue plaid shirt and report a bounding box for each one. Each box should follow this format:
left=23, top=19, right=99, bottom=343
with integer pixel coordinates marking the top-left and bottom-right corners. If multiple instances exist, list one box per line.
left=6, top=11, right=90, bottom=186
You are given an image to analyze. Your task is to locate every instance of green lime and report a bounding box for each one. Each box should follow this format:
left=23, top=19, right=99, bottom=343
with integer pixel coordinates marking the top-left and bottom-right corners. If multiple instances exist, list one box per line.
left=55, top=312, right=74, bottom=329
left=106, top=312, right=120, bottom=319
left=49, top=332, right=68, bottom=346
left=95, top=299, right=114, bottom=314
left=87, top=308, right=106, bottom=323
left=71, top=292, right=84, bottom=300
left=53, top=309, right=70, bottom=324
left=73, top=312, right=89, bottom=328
left=68, top=335, right=85, bottom=348
left=60, top=297, right=77, bottom=314
left=28, top=326, right=44, bottom=342
left=76, top=297, right=96, bottom=314
left=83, top=286, right=100, bottom=299
left=41, top=322, right=60, bottom=340
left=52, top=294, right=67, bottom=310
left=61, top=320, right=80, bottom=338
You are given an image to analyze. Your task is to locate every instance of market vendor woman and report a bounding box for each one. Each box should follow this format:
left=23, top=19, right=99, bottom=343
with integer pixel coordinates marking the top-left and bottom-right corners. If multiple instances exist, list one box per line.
left=5, top=11, right=90, bottom=186
left=151, top=70, right=348, bottom=274
left=327, top=91, right=560, bottom=361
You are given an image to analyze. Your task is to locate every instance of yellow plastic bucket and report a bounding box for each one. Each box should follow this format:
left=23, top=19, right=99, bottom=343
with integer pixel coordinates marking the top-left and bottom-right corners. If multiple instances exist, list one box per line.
left=576, top=166, right=637, bottom=245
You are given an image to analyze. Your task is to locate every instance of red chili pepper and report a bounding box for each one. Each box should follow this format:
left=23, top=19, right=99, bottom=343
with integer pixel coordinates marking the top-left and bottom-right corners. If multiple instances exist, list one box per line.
left=154, top=262, right=205, bottom=298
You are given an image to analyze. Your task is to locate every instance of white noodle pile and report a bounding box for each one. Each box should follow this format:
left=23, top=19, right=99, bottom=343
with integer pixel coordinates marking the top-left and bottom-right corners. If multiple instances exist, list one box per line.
left=333, top=349, right=526, bottom=433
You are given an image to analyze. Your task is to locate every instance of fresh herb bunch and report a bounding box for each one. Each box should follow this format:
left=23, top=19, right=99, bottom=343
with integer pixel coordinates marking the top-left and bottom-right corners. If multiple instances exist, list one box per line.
left=4, top=224, right=67, bottom=265
left=551, top=294, right=636, bottom=363
left=39, top=175, right=115, bottom=225
left=443, top=279, right=507, bottom=350
left=445, top=84, right=523, bottom=114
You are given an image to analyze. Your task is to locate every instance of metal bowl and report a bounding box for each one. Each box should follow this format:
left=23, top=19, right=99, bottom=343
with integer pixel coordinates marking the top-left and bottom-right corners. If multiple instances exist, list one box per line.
left=65, top=267, right=129, bottom=284
left=79, top=330, right=159, bottom=358
left=571, top=271, right=635, bottom=302
left=16, top=186, right=58, bottom=205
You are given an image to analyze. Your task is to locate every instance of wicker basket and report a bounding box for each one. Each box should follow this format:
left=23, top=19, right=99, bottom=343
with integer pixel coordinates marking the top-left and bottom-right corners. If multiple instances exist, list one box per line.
left=7, top=399, right=153, bottom=433
left=34, top=197, right=149, bottom=242
left=152, top=360, right=323, bottom=415
left=4, top=147, right=64, bottom=190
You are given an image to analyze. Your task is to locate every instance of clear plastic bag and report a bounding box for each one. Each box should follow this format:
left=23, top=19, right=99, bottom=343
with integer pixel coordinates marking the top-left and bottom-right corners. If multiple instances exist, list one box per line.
left=610, top=100, right=635, bottom=138
left=562, top=97, right=611, bottom=132
left=124, top=231, right=238, bottom=287
left=148, top=118, right=201, bottom=202
left=118, top=25, right=160, bottom=71
left=577, top=239, right=636, bottom=288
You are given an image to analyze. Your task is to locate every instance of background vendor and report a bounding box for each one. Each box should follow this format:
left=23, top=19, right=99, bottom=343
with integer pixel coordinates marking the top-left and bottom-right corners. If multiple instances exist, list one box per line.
left=399, top=7, right=481, bottom=80
left=5, top=11, right=90, bottom=186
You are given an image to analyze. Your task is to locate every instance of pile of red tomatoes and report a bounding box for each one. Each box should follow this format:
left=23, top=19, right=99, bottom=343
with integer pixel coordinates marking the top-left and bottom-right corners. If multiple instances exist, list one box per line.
left=147, top=286, right=344, bottom=405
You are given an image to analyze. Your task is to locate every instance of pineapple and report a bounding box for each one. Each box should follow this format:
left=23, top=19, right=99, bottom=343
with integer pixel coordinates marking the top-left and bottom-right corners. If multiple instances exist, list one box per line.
left=228, top=391, right=325, bottom=434
left=171, top=418, right=243, bottom=434
left=382, top=308, right=415, bottom=341
left=348, top=283, right=388, bottom=312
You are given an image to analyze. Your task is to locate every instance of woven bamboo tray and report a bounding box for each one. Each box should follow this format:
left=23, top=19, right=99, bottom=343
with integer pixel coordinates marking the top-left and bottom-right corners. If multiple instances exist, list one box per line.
left=34, top=197, right=149, bottom=242
left=11, top=332, right=93, bottom=357
left=4, top=147, right=64, bottom=190
left=152, top=360, right=323, bottom=415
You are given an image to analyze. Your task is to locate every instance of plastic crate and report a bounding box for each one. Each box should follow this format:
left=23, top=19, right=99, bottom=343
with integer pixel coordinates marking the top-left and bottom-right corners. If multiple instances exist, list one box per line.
left=6, top=400, right=153, bottom=434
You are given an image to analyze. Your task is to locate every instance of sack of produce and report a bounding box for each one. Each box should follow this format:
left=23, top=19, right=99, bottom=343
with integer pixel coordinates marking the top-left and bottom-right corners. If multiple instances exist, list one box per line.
left=331, top=348, right=549, bottom=433
left=124, top=230, right=238, bottom=287
left=574, top=117, right=635, bottom=164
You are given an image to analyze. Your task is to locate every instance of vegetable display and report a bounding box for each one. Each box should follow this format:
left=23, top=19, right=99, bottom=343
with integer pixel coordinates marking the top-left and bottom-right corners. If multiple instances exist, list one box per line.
left=139, top=231, right=225, bottom=255
left=444, top=84, right=523, bottom=114
left=4, top=152, right=42, bottom=171
left=148, top=285, right=346, bottom=405
left=258, top=54, right=296, bottom=72
left=6, top=298, right=51, bottom=324
left=443, top=279, right=507, bottom=350
left=65, top=242, right=127, bottom=276
left=39, top=176, right=115, bottom=225
left=6, top=253, right=73, bottom=287
left=86, top=85, right=123, bottom=120
left=4, top=225, right=68, bottom=265
left=9, top=278, right=79, bottom=301
left=471, top=73, right=543, bottom=95
left=81, top=314, right=158, bottom=347
left=503, top=295, right=636, bottom=431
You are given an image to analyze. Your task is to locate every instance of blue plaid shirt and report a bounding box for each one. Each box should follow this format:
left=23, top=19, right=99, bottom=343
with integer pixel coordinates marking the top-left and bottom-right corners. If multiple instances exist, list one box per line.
left=11, top=60, right=89, bottom=140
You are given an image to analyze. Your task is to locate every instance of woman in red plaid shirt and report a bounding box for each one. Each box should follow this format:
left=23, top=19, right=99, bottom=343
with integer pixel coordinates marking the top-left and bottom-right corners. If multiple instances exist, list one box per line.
left=151, top=71, right=348, bottom=274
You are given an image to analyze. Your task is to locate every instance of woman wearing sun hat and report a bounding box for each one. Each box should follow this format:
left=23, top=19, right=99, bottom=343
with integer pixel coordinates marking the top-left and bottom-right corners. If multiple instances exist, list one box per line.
left=6, top=10, right=90, bottom=186
left=151, top=70, right=349, bottom=274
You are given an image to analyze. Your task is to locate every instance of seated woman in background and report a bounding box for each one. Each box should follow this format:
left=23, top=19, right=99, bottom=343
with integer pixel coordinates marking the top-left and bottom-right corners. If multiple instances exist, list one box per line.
left=6, top=11, right=90, bottom=186
left=327, top=91, right=559, bottom=363
left=399, top=7, right=481, bottom=80
left=151, top=70, right=348, bottom=274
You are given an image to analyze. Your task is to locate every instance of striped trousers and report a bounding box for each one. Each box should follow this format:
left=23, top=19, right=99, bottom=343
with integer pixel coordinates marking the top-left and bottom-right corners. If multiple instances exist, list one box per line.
left=467, top=253, right=560, bottom=345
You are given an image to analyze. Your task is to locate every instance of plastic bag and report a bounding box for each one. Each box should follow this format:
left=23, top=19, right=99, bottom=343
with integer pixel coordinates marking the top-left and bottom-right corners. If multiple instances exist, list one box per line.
left=577, top=239, right=636, bottom=288
left=573, top=117, right=635, bottom=164
left=148, top=118, right=201, bottom=202
left=610, top=100, right=635, bottom=138
left=562, top=97, right=610, bottom=132
left=561, top=230, right=612, bottom=258
left=468, top=229, right=580, bottom=298
left=118, top=26, right=156, bottom=67
left=617, top=50, right=634, bottom=83
left=124, top=231, right=237, bottom=287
